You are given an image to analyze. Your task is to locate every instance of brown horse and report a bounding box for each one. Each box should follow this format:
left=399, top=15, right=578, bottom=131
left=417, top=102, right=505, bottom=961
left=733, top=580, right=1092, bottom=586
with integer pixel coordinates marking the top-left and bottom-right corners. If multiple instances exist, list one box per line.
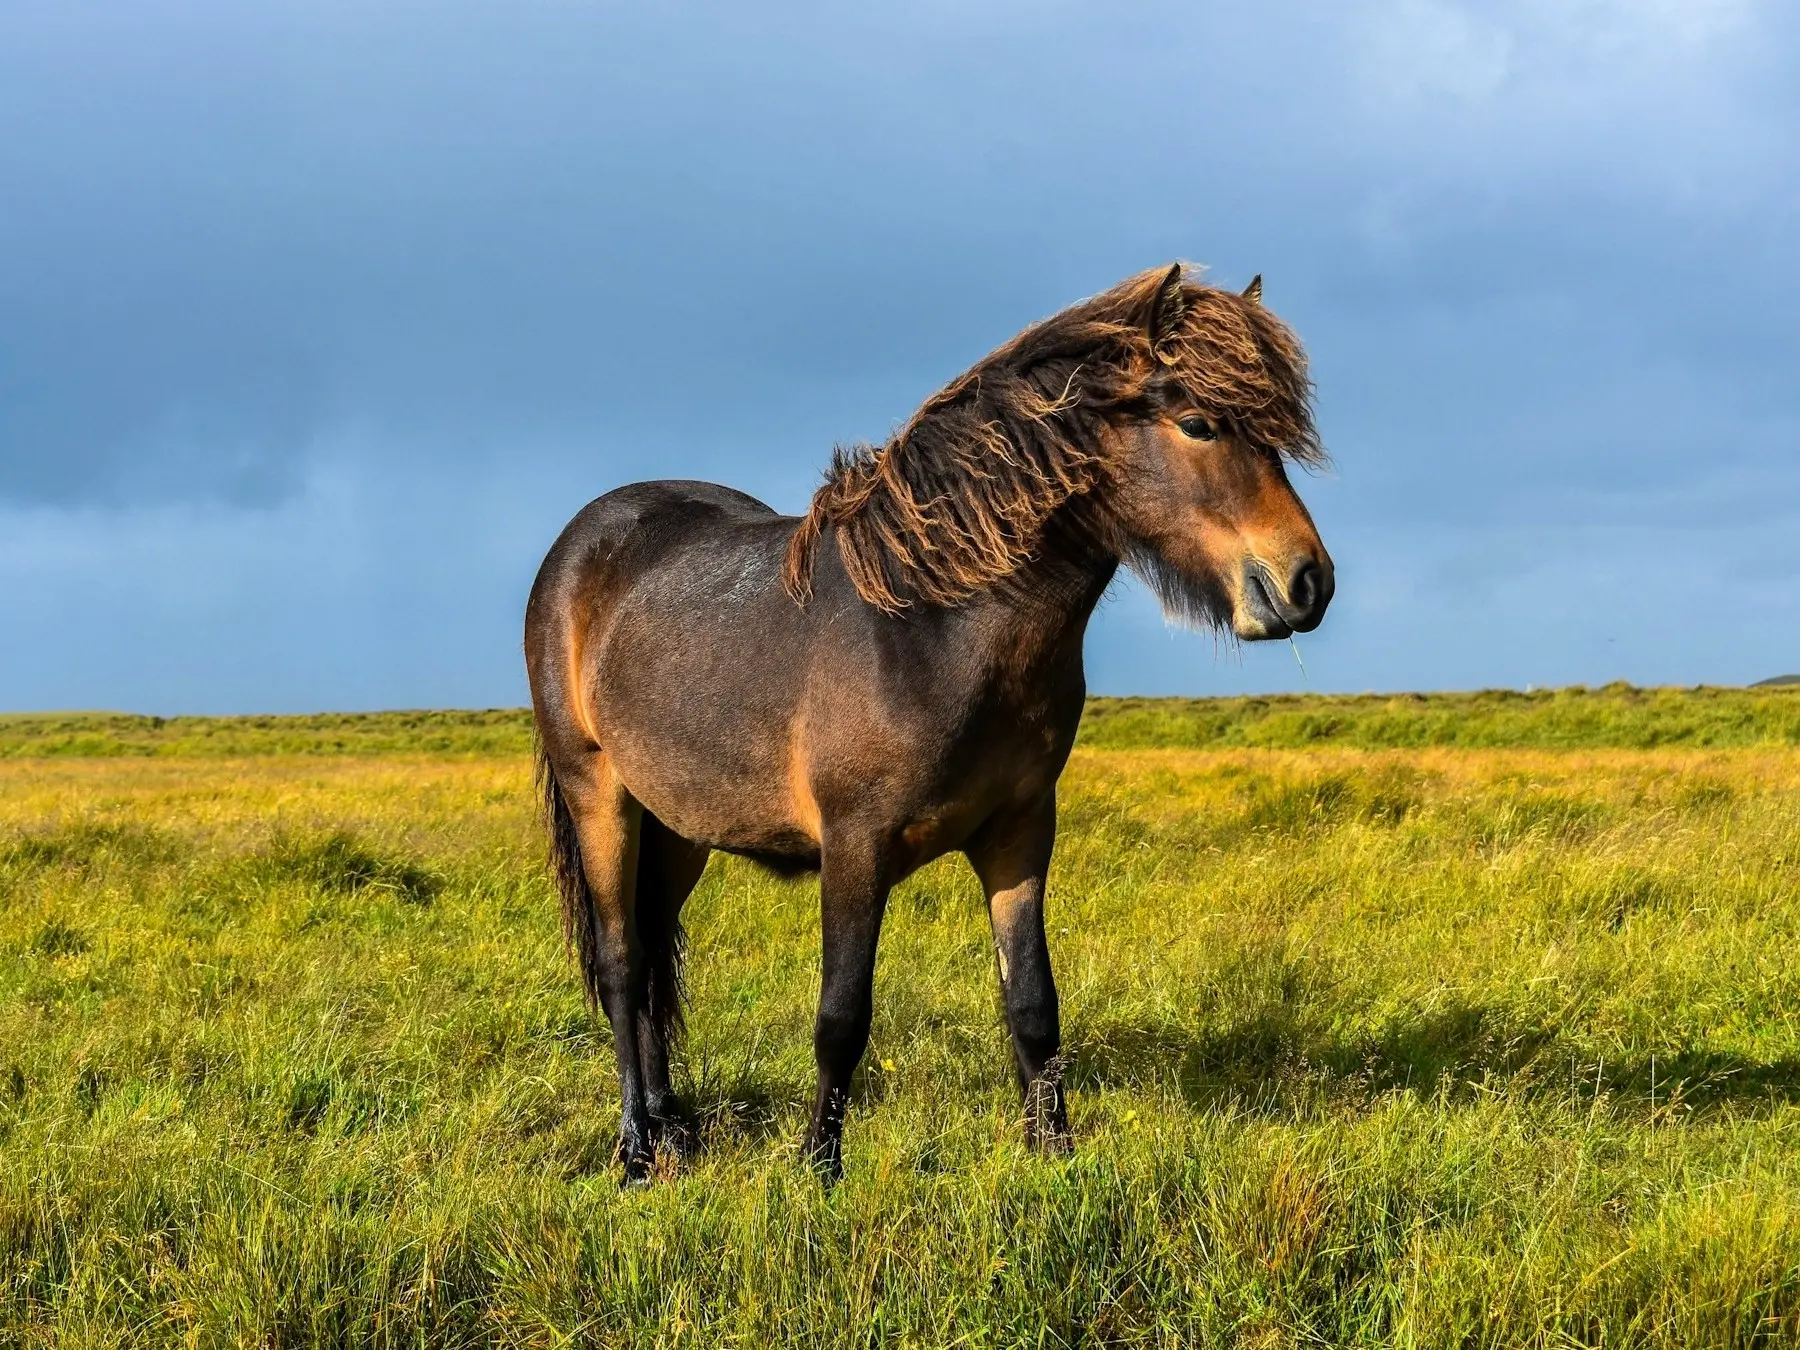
left=525, top=264, right=1333, bottom=1181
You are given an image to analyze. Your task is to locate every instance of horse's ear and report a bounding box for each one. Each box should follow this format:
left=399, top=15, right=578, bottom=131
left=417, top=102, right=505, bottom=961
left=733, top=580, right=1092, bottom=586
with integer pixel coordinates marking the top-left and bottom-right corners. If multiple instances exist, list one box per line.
left=1242, top=274, right=1263, bottom=305
left=1148, top=263, right=1187, bottom=361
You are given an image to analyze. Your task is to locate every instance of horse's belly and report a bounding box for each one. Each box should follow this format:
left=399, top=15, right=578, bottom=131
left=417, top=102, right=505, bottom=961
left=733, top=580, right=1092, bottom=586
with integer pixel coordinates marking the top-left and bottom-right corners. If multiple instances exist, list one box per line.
left=647, top=787, right=814, bottom=859
left=602, top=717, right=814, bottom=857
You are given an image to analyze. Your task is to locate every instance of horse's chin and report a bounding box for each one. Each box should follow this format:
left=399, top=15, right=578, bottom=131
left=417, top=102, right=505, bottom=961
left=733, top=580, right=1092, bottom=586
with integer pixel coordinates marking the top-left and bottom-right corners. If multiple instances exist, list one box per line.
left=1123, top=548, right=1234, bottom=634
left=1229, top=566, right=1294, bottom=641
left=1230, top=613, right=1293, bottom=642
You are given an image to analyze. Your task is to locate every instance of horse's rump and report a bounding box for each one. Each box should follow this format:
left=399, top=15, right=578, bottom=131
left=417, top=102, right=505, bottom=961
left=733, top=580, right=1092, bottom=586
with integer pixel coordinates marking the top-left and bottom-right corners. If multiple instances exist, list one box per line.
left=530, top=480, right=827, bottom=860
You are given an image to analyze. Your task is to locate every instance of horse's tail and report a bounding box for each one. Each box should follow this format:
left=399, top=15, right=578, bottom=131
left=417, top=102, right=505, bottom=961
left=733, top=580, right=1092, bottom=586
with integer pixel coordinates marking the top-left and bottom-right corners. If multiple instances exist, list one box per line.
left=537, top=737, right=605, bottom=1012
left=635, top=825, right=688, bottom=1045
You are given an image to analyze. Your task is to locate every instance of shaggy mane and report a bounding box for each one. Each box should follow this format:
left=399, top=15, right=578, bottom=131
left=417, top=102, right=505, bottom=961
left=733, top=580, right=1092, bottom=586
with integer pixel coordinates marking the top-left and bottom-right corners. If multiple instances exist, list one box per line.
left=781, top=264, right=1323, bottom=613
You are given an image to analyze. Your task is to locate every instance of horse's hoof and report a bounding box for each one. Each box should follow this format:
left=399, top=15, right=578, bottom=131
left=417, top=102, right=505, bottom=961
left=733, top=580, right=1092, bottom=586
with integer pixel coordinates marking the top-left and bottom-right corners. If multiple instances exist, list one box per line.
left=1024, top=1105, right=1074, bottom=1156
left=651, top=1103, right=702, bottom=1161
left=657, top=1121, right=700, bottom=1161
left=1024, top=1077, right=1071, bottom=1155
left=802, top=1132, right=844, bottom=1184
left=616, top=1133, right=657, bottom=1185
left=1028, top=1127, right=1074, bottom=1158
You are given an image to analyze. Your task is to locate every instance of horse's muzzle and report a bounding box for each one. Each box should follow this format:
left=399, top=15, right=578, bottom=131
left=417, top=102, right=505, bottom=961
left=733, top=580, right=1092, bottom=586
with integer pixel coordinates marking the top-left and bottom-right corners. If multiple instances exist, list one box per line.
left=1236, top=555, right=1334, bottom=640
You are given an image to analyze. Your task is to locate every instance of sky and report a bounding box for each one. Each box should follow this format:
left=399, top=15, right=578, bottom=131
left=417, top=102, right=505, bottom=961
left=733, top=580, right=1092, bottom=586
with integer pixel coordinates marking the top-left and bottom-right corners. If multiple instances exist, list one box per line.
left=2, top=0, right=1797, bottom=713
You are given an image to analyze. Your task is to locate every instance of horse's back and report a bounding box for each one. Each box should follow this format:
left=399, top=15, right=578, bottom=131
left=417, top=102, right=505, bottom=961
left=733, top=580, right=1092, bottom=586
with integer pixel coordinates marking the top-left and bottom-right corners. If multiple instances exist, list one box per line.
left=530, top=478, right=785, bottom=620
left=549, top=479, right=778, bottom=562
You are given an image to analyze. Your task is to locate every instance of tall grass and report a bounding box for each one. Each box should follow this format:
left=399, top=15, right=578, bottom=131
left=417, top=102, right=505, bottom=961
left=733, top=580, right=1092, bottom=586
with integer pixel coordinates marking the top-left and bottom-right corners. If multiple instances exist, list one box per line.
left=2, top=718, right=1799, bottom=1344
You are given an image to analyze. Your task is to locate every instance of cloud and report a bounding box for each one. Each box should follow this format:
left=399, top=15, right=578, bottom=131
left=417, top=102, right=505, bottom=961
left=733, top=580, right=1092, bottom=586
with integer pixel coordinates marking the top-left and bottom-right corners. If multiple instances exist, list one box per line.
left=0, top=0, right=1795, bottom=706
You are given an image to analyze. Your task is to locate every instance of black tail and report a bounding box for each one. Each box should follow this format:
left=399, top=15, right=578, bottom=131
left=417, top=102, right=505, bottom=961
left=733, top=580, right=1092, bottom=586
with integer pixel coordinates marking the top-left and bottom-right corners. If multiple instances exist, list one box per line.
left=538, top=739, right=604, bottom=1012
left=636, top=815, right=688, bottom=1045
left=537, top=739, right=686, bottom=1044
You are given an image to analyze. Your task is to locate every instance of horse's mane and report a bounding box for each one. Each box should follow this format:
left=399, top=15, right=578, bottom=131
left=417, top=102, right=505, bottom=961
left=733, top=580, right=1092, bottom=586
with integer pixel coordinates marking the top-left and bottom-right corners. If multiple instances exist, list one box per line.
left=781, top=264, right=1323, bottom=613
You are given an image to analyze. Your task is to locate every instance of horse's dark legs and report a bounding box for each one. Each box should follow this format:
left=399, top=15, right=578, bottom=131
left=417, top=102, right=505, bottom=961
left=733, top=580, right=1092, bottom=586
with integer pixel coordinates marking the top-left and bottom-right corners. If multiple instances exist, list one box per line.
left=564, top=753, right=658, bottom=1182
left=967, top=797, right=1070, bottom=1152
left=634, top=813, right=710, bottom=1157
left=804, top=838, right=889, bottom=1180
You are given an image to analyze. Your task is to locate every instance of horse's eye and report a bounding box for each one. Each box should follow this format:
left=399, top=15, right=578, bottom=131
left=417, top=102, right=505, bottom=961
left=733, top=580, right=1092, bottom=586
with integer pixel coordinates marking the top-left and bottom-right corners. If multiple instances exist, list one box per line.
left=1177, top=414, right=1216, bottom=441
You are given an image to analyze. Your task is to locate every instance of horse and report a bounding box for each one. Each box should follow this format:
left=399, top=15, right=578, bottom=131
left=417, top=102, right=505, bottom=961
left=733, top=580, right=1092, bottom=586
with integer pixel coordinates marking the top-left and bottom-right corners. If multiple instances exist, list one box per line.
left=525, top=264, right=1334, bottom=1181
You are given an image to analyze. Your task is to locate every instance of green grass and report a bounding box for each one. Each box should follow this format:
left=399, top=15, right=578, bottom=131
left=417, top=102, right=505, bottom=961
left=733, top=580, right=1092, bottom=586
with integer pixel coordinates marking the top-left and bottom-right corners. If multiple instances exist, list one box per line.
left=5, top=683, right=1798, bottom=759
left=3, top=707, right=1800, bottom=1344
left=0, top=708, right=533, bottom=759
left=1076, top=683, right=1800, bottom=751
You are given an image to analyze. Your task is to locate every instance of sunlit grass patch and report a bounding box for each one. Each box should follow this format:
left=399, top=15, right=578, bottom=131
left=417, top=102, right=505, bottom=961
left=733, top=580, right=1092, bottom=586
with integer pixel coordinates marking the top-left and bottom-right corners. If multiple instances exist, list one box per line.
left=2, top=729, right=1799, bottom=1344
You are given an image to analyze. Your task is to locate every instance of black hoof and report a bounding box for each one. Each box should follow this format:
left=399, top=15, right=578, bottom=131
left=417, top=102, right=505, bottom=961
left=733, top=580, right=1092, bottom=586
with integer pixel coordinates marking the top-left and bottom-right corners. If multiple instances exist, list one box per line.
left=1024, top=1078, right=1071, bottom=1155
left=1026, top=1122, right=1074, bottom=1157
left=651, top=1104, right=702, bottom=1161
left=802, top=1131, right=844, bottom=1184
left=616, top=1133, right=656, bottom=1185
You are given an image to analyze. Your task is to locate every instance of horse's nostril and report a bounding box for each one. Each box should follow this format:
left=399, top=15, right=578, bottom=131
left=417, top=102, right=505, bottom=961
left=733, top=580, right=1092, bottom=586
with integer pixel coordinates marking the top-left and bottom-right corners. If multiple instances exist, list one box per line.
left=1284, top=558, right=1332, bottom=630
left=1289, top=560, right=1320, bottom=613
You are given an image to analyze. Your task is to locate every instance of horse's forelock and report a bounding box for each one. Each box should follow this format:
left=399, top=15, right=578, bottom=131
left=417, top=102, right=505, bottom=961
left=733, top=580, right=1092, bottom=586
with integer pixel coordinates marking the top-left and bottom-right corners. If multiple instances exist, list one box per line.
left=1158, top=284, right=1323, bottom=466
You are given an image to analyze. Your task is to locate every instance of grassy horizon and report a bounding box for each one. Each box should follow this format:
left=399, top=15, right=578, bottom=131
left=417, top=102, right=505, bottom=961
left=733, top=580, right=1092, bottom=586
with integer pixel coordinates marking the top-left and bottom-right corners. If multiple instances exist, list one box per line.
left=3, top=682, right=1799, bottom=760
left=4, top=699, right=1800, bottom=1344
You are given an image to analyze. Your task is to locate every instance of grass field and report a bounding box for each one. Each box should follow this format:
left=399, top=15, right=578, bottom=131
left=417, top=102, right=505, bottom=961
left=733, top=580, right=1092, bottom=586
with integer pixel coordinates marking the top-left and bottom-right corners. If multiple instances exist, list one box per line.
left=3, top=687, right=1800, bottom=1346
left=6, top=682, right=1800, bottom=760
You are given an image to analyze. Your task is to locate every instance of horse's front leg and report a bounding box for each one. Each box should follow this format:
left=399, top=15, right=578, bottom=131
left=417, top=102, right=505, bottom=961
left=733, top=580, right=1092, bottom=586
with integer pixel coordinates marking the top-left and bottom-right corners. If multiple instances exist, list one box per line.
left=804, top=836, right=890, bottom=1181
left=967, top=795, right=1070, bottom=1153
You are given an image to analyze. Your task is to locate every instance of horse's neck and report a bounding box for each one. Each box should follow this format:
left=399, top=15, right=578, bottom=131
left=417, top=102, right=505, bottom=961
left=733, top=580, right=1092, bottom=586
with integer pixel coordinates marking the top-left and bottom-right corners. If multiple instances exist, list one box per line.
left=966, top=539, right=1119, bottom=684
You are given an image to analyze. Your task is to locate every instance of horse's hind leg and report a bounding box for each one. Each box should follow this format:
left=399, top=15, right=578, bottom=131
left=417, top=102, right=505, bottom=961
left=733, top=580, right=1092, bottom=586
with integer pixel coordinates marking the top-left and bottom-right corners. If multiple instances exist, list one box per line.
left=551, top=749, right=658, bottom=1181
left=966, top=796, right=1071, bottom=1153
left=634, top=811, right=710, bottom=1156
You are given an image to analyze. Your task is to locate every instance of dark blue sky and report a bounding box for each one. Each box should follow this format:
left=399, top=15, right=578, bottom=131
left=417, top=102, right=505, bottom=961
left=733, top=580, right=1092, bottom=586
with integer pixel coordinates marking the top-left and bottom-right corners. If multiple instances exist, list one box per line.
left=3, top=1, right=1796, bottom=712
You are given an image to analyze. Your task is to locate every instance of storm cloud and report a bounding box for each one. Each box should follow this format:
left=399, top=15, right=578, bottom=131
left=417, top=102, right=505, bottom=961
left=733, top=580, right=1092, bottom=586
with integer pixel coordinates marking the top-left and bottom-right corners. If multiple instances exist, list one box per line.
left=2, top=1, right=1796, bottom=710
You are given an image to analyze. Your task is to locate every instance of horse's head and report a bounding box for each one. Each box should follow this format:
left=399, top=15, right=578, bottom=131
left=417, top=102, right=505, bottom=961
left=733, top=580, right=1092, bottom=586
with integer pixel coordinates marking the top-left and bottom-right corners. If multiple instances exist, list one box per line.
left=1108, top=266, right=1333, bottom=641
left=782, top=262, right=1334, bottom=628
